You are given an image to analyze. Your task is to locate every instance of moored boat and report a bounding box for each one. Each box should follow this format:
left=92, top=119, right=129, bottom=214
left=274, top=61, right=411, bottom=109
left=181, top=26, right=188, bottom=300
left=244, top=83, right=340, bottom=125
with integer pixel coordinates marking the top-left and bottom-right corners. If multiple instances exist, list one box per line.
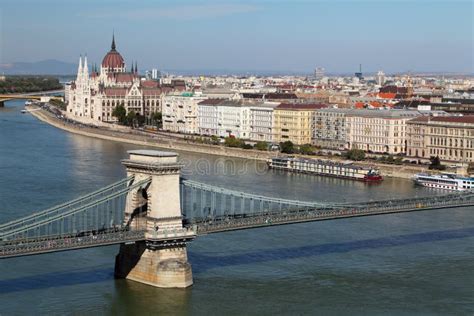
left=413, top=173, right=474, bottom=191
left=268, top=157, right=383, bottom=182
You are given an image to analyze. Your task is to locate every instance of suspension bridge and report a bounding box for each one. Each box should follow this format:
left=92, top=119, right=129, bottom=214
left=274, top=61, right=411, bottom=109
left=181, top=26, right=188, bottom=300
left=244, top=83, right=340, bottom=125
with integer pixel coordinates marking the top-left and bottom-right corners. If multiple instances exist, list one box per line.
left=0, top=150, right=472, bottom=288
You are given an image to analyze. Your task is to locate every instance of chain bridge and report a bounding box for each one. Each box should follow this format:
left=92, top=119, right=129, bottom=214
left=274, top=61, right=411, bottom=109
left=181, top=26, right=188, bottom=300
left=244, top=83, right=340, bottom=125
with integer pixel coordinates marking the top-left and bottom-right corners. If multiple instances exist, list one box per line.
left=0, top=150, right=473, bottom=288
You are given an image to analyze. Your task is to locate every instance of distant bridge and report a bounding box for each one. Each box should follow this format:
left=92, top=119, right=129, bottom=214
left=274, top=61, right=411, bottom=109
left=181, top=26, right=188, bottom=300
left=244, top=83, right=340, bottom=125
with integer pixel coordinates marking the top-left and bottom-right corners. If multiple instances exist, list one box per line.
left=0, top=150, right=472, bottom=288
left=0, top=90, right=64, bottom=106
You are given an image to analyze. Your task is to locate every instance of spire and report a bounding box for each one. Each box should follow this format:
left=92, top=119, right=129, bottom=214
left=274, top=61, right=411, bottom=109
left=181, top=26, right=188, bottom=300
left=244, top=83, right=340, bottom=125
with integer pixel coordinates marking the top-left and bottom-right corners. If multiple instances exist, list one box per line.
left=83, top=55, right=89, bottom=75
left=135, top=61, right=138, bottom=74
left=77, top=55, right=83, bottom=80
left=111, top=32, right=116, bottom=50
left=77, top=55, right=83, bottom=72
left=131, top=61, right=134, bottom=73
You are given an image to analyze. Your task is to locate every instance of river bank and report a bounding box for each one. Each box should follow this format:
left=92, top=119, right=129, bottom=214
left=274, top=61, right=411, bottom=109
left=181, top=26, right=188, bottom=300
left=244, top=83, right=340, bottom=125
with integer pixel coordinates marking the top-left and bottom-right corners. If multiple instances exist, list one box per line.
left=27, top=105, right=436, bottom=179
left=27, top=105, right=276, bottom=161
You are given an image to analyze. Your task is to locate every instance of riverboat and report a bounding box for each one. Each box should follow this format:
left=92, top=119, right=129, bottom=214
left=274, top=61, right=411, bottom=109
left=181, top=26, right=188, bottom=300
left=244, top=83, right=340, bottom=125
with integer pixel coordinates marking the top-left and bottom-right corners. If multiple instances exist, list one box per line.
left=413, top=173, right=474, bottom=191
left=267, top=157, right=383, bottom=182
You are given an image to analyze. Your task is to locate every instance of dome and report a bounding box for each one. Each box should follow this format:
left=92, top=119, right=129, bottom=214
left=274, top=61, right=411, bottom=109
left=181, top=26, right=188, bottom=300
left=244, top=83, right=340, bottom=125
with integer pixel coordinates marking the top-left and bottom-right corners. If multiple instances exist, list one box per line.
left=101, top=35, right=125, bottom=69
left=102, top=50, right=125, bottom=69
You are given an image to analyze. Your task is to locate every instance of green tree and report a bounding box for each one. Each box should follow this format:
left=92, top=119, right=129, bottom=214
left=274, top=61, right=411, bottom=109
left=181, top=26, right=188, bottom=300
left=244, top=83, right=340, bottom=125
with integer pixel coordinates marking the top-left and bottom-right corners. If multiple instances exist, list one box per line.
left=210, top=135, right=220, bottom=145
left=394, top=157, right=403, bottom=165
left=151, top=112, right=162, bottom=128
left=112, top=104, right=127, bottom=124
left=344, top=149, right=366, bottom=161
left=280, top=141, right=295, bottom=154
left=136, top=114, right=146, bottom=126
left=299, top=144, right=315, bottom=155
left=224, top=136, right=243, bottom=148
left=254, top=141, right=268, bottom=151
left=386, top=155, right=395, bottom=164
left=429, top=156, right=446, bottom=170
left=125, top=111, right=137, bottom=127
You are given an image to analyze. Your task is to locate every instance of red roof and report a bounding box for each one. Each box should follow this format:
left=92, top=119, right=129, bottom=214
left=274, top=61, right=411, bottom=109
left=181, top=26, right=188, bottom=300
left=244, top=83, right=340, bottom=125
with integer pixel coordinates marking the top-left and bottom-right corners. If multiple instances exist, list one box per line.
left=198, top=99, right=224, bottom=105
left=378, top=92, right=396, bottom=99
left=116, top=73, right=135, bottom=82
left=141, top=88, right=161, bottom=96
left=102, top=44, right=125, bottom=69
left=410, top=116, right=474, bottom=124
left=141, top=80, right=159, bottom=88
left=104, top=87, right=127, bottom=97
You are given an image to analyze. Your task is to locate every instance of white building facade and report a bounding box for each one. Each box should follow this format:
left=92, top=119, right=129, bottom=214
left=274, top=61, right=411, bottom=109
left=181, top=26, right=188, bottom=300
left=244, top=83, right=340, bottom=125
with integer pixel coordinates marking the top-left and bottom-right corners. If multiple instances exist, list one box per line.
left=162, top=92, right=208, bottom=134
left=249, top=102, right=279, bottom=142
left=346, top=109, right=422, bottom=154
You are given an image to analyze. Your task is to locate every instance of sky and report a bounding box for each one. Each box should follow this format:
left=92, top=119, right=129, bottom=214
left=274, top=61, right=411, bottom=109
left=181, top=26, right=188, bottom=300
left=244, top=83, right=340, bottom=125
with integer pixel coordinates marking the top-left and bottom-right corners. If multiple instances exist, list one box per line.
left=0, top=0, right=472, bottom=74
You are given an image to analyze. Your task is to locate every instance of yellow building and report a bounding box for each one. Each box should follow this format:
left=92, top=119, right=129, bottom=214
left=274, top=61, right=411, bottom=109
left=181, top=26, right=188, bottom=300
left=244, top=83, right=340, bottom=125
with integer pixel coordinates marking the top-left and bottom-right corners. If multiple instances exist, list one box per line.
left=407, top=116, right=474, bottom=162
left=273, top=103, right=326, bottom=145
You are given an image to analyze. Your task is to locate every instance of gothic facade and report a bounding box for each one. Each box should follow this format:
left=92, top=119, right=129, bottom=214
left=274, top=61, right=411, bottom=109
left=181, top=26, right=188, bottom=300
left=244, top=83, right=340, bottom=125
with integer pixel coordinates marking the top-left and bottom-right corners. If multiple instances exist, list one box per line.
left=66, top=36, right=175, bottom=122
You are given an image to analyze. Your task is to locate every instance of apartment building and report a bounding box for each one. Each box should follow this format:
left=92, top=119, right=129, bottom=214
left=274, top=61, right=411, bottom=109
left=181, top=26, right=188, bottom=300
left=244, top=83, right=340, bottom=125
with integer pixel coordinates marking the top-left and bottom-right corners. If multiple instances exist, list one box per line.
left=313, top=108, right=350, bottom=149
left=197, top=99, right=222, bottom=136
left=162, top=92, right=208, bottom=134
left=249, top=102, right=279, bottom=142
left=407, top=116, right=474, bottom=162
left=346, top=109, right=421, bottom=154
left=273, top=103, right=327, bottom=145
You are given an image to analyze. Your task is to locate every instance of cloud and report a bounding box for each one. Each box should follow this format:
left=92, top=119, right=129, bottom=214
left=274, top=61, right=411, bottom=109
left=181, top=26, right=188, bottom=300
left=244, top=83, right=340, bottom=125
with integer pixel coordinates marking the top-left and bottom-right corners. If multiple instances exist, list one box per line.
left=80, top=3, right=261, bottom=20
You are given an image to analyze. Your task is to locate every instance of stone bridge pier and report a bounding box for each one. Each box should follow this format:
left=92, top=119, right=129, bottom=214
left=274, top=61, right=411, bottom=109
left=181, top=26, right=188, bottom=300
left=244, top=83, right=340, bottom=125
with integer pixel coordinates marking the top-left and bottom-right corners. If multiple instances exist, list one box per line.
left=115, top=150, right=195, bottom=288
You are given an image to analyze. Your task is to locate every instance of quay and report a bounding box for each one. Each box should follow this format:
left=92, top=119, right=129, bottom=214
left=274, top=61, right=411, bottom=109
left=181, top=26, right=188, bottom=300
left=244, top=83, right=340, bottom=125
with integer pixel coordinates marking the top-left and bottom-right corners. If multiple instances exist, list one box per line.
left=26, top=104, right=435, bottom=180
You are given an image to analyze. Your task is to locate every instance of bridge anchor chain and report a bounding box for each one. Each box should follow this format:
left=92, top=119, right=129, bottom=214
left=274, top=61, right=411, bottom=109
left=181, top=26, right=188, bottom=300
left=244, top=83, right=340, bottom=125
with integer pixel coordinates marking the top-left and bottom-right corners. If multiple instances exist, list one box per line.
left=114, top=150, right=195, bottom=288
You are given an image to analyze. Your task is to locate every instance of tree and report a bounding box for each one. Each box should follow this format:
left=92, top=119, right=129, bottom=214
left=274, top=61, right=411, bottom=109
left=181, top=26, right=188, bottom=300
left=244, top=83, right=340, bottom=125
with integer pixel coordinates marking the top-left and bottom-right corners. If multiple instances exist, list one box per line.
left=112, top=105, right=126, bottom=124
left=394, top=157, right=403, bottom=165
left=386, top=155, right=395, bottom=164
left=210, top=135, right=220, bottom=145
left=125, top=111, right=137, bottom=127
left=151, top=112, right=162, bottom=128
left=224, top=136, right=243, bottom=148
left=344, top=149, right=366, bottom=161
left=254, top=141, right=268, bottom=151
left=280, top=141, right=295, bottom=154
left=429, top=156, right=446, bottom=170
left=299, top=144, right=315, bottom=155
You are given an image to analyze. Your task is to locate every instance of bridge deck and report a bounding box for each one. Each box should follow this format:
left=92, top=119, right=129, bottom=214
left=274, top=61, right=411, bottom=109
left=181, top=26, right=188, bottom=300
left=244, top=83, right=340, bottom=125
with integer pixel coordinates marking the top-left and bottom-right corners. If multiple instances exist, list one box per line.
left=0, top=229, right=146, bottom=259
left=190, top=200, right=474, bottom=234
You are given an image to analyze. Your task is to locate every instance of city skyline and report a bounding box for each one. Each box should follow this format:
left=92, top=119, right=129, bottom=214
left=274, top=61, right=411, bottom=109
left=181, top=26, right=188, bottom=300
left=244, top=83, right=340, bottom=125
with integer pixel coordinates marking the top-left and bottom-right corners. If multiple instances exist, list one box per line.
left=0, top=0, right=472, bottom=74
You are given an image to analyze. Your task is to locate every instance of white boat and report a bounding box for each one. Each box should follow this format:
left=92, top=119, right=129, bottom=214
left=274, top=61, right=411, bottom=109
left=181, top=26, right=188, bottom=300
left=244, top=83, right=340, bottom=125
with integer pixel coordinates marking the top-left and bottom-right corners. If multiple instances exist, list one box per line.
left=413, top=173, right=474, bottom=191
left=21, top=109, right=27, bottom=114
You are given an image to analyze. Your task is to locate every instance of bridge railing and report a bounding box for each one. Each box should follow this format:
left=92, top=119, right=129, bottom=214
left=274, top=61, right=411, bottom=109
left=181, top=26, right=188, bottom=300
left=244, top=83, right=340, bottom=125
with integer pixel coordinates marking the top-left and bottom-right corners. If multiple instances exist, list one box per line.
left=0, top=228, right=146, bottom=258
left=0, top=177, right=151, bottom=242
left=180, top=179, right=342, bottom=222
left=178, top=180, right=474, bottom=234
left=0, top=176, right=134, bottom=234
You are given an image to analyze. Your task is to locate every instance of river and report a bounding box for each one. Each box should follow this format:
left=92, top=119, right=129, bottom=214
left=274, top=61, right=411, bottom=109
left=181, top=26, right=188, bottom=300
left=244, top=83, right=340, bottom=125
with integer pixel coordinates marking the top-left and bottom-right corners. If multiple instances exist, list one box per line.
left=0, top=100, right=473, bottom=315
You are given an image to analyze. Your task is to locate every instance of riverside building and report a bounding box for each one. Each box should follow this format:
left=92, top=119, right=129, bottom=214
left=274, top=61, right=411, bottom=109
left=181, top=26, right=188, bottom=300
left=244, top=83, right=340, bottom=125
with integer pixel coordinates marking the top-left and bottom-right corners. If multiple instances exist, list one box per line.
left=407, top=116, right=474, bottom=162
left=197, top=99, right=278, bottom=141
left=162, top=92, right=209, bottom=134
left=66, top=35, right=183, bottom=123
left=312, top=108, right=350, bottom=150
left=273, top=103, right=328, bottom=145
left=346, top=109, right=421, bottom=154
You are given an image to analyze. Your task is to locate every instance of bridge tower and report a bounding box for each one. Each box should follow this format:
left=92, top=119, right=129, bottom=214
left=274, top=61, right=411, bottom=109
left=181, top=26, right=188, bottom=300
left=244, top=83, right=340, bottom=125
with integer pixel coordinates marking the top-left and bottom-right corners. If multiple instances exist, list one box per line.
left=115, top=150, right=195, bottom=288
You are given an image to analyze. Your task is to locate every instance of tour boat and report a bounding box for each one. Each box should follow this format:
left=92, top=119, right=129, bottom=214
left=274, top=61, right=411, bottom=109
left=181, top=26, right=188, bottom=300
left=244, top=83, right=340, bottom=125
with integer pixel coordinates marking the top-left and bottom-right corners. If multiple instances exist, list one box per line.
left=21, top=109, right=27, bottom=114
left=268, top=157, right=383, bottom=182
left=413, top=173, right=474, bottom=191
